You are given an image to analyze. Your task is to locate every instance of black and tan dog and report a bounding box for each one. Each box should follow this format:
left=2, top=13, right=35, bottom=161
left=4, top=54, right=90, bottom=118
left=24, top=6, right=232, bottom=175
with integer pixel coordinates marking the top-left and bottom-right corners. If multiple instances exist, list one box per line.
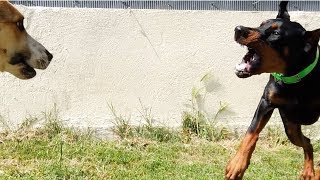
left=0, top=0, right=52, bottom=79
left=226, top=1, right=320, bottom=180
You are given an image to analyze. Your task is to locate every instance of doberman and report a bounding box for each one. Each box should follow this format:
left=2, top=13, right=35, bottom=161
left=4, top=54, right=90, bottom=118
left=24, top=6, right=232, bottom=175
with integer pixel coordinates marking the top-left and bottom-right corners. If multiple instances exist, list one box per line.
left=226, top=1, right=320, bottom=179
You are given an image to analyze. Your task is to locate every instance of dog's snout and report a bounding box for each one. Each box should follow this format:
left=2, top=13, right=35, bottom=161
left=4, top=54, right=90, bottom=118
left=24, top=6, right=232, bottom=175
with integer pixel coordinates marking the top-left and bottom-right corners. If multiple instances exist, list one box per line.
left=45, top=50, right=53, bottom=61
left=10, top=53, right=27, bottom=65
left=235, top=26, right=250, bottom=40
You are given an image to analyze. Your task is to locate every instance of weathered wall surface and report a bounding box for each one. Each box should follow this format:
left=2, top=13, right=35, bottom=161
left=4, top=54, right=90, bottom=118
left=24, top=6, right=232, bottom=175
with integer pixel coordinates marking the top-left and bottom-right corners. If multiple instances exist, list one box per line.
left=1, top=6, right=319, bottom=131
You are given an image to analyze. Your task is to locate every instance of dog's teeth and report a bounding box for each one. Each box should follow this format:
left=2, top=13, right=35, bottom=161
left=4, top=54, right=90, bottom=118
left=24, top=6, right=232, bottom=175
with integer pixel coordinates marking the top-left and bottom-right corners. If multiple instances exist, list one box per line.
left=235, top=63, right=247, bottom=71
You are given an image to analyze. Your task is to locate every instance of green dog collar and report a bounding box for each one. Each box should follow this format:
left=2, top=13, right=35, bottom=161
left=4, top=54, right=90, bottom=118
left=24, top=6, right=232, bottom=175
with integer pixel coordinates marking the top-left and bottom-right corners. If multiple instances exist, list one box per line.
left=271, top=48, right=319, bottom=84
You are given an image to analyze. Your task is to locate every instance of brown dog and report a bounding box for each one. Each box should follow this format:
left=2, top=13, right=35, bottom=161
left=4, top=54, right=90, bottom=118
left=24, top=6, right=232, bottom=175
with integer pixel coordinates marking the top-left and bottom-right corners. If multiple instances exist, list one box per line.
left=0, top=0, right=52, bottom=79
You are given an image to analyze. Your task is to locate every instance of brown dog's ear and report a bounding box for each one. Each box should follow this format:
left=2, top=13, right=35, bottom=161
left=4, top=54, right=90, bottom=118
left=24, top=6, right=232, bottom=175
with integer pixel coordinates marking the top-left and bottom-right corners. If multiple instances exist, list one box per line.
left=277, top=1, right=290, bottom=20
left=0, top=1, right=23, bottom=22
left=303, top=29, right=320, bottom=52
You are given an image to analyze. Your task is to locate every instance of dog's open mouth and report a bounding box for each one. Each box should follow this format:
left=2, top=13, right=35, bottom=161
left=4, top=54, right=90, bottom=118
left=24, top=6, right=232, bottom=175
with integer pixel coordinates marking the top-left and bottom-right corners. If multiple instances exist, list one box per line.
left=235, top=47, right=262, bottom=78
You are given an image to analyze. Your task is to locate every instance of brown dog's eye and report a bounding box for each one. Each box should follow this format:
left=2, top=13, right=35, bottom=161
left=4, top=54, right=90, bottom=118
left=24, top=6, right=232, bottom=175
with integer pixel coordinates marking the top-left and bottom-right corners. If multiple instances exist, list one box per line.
left=16, top=20, right=25, bottom=31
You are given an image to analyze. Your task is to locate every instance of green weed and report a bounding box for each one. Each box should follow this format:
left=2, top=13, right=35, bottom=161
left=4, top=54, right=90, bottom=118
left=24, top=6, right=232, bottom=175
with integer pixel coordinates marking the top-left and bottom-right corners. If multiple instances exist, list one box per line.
left=109, top=101, right=181, bottom=143
left=182, top=73, right=230, bottom=142
left=108, top=103, right=133, bottom=139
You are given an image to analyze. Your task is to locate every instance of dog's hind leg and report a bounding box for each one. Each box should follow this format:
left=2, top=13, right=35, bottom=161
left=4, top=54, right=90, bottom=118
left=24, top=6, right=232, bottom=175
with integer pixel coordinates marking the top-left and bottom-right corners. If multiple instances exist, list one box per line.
left=279, top=109, right=314, bottom=180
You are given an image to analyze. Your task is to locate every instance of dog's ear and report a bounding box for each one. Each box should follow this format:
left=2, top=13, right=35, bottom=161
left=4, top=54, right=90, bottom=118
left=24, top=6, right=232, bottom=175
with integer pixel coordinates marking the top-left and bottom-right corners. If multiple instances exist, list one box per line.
left=277, top=1, right=290, bottom=20
left=0, top=1, right=22, bottom=22
left=303, top=29, right=320, bottom=52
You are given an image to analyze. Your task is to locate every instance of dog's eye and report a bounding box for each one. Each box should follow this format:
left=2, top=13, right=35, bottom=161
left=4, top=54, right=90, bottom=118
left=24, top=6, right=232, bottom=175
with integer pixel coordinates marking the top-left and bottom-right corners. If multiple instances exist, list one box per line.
left=273, top=31, right=280, bottom=35
left=16, top=20, right=25, bottom=31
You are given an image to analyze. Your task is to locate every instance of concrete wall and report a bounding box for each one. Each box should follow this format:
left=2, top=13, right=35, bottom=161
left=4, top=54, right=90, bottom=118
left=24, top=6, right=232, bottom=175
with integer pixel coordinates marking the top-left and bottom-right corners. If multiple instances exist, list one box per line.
left=1, top=6, right=319, bottom=132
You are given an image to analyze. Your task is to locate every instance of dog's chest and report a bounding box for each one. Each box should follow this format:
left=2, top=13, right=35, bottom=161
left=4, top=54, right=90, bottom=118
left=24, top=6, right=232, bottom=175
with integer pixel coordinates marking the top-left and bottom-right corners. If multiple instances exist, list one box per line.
left=278, top=93, right=320, bottom=125
left=283, top=104, right=320, bottom=125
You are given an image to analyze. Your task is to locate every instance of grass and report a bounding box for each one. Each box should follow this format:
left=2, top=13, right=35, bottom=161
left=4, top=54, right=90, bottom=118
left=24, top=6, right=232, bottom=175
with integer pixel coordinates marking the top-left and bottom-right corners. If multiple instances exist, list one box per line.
left=109, top=101, right=181, bottom=143
left=0, top=107, right=313, bottom=179
left=0, top=128, right=307, bottom=179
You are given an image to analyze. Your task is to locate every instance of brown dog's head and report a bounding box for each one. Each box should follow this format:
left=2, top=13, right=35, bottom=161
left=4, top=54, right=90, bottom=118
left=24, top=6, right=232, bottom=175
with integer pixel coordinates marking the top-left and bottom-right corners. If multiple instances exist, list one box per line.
left=0, top=0, right=52, bottom=79
left=234, top=1, right=320, bottom=78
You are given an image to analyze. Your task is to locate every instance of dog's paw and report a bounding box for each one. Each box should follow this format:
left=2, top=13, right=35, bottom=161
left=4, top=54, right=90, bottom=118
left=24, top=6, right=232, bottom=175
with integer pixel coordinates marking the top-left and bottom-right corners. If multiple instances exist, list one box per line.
left=300, top=168, right=315, bottom=180
left=314, top=165, right=320, bottom=180
left=299, top=160, right=315, bottom=180
left=299, top=174, right=314, bottom=180
left=225, top=154, right=249, bottom=180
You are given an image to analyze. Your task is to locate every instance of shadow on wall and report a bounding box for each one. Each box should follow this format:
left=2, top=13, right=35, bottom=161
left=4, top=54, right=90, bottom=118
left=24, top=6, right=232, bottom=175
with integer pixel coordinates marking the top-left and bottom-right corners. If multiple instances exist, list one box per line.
left=184, top=71, right=236, bottom=123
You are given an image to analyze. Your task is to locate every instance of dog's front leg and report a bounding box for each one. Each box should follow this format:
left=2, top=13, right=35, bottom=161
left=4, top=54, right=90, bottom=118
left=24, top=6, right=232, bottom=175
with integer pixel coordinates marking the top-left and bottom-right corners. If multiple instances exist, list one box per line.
left=225, top=97, right=274, bottom=180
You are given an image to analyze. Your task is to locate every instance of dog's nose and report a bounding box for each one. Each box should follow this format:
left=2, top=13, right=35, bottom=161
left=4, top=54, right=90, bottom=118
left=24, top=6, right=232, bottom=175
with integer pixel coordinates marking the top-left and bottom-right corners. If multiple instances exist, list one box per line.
left=45, top=50, right=53, bottom=61
left=235, top=26, right=249, bottom=40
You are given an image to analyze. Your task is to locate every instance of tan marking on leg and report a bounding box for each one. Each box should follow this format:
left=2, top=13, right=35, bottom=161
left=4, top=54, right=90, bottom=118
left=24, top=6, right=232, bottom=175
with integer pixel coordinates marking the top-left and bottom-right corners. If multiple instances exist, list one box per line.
left=284, top=122, right=314, bottom=179
left=226, top=133, right=258, bottom=180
